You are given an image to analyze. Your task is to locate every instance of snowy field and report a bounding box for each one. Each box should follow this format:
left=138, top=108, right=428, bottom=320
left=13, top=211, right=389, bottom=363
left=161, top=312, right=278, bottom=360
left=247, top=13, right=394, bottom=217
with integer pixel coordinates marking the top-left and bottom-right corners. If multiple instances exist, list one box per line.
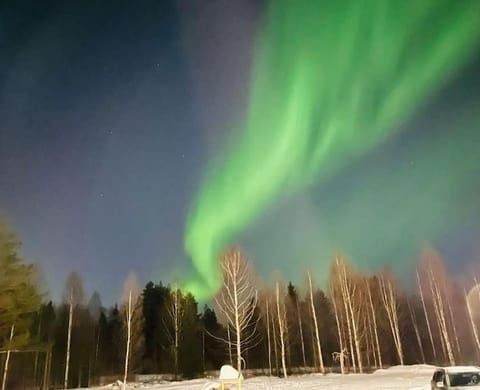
left=84, top=365, right=436, bottom=390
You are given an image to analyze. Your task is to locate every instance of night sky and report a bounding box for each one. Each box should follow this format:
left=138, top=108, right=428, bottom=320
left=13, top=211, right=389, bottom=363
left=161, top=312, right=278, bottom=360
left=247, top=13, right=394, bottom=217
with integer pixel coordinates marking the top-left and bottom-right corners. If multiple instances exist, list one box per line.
left=1, top=1, right=479, bottom=304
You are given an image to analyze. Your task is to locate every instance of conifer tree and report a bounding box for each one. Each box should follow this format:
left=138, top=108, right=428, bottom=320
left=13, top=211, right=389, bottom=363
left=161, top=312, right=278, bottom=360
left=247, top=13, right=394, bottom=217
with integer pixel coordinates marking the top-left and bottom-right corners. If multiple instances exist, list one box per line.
left=0, top=217, right=41, bottom=390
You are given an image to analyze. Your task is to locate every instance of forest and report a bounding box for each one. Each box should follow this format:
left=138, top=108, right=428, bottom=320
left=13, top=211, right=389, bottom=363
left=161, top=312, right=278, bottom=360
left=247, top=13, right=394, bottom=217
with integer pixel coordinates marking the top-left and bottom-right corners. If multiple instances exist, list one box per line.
left=1, top=216, right=480, bottom=389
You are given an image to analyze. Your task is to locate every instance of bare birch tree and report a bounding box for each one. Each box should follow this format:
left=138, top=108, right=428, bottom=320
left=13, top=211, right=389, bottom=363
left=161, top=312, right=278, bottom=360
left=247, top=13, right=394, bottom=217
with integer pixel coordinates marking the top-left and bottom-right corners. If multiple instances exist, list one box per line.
left=214, top=249, right=259, bottom=373
left=428, top=265, right=454, bottom=365
left=164, top=285, right=184, bottom=379
left=271, top=301, right=279, bottom=376
left=366, top=278, right=382, bottom=368
left=275, top=282, right=288, bottom=378
left=307, top=271, right=324, bottom=374
left=417, top=270, right=437, bottom=360
left=65, top=291, right=73, bottom=389
left=363, top=314, right=372, bottom=368
left=407, top=296, right=425, bottom=364
left=63, top=272, right=84, bottom=389
left=465, top=286, right=480, bottom=360
left=122, top=273, right=141, bottom=388
left=264, top=297, right=272, bottom=375
left=330, top=286, right=345, bottom=374
left=332, top=257, right=363, bottom=372
left=331, top=262, right=355, bottom=372
left=378, top=274, right=404, bottom=365
left=226, top=323, right=233, bottom=366
left=419, top=250, right=455, bottom=365
left=446, top=291, right=461, bottom=358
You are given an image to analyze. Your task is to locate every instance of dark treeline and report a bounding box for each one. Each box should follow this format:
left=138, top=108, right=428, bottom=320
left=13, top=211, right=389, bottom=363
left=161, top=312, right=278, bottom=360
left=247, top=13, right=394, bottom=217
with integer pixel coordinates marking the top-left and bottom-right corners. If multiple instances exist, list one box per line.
left=1, top=217, right=480, bottom=389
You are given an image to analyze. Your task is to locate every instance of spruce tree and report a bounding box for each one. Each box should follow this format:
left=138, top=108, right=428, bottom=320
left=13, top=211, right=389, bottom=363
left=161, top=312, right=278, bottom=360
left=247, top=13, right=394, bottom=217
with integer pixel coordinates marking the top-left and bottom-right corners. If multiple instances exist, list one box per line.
left=0, top=217, right=41, bottom=389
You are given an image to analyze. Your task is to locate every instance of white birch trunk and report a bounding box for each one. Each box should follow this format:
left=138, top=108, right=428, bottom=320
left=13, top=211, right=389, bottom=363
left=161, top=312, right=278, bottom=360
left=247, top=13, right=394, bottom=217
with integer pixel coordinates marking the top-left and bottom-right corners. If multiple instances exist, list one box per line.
left=446, top=294, right=461, bottom=357
left=285, top=313, right=291, bottom=370
left=169, top=287, right=180, bottom=379
left=379, top=275, right=404, bottom=365
left=366, top=280, right=382, bottom=368
left=337, top=260, right=356, bottom=372
left=310, top=321, right=317, bottom=368
left=428, top=266, right=455, bottom=365
left=215, top=251, right=258, bottom=374
left=266, top=299, right=272, bottom=376
left=337, top=258, right=362, bottom=372
left=407, top=297, right=425, bottom=363
left=64, top=290, right=74, bottom=389
left=417, top=271, right=437, bottom=359
left=227, top=323, right=233, bottom=366
left=233, top=265, right=242, bottom=373
left=331, top=289, right=345, bottom=374
left=465, top=288, right=480, bottom=360
left=271, top=305, right=279, bottom=376
left=276, top=283, right=288, bottom=378
left=366, top=307, right=377, bottom=368
left=308, top=271, right=324, bottom=374
left=363, top=315, right=371, bottom=369
left=344, top=273, right=362, bottom=372
left=296, top=300, right=307, bottom=368
left=123, top=289, right=132, bottom=389
left=430, top=279, right=448, bottom=361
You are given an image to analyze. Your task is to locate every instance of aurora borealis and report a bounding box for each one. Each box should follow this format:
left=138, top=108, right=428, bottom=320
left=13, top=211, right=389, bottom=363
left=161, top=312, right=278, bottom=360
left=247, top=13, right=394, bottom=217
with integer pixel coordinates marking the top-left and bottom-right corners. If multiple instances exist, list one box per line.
left=184, top=0, right=480, bottom=299
left=1, top=1, right=480, bottom=304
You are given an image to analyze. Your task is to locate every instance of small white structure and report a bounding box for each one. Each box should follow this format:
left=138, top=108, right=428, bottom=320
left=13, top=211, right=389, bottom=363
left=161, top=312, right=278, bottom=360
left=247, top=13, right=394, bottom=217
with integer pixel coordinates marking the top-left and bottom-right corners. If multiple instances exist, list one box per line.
left=219, top=365, right=243, bottom=390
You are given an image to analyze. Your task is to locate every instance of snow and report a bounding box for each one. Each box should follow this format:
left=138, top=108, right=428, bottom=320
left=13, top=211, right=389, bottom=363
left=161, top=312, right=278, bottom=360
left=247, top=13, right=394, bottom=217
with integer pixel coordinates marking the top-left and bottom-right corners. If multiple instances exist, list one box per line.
left=442, top=366, right=480, bottom=374
left=219, top=364, right=242, bottom=380
left=82, top=365, right=436, bottom=390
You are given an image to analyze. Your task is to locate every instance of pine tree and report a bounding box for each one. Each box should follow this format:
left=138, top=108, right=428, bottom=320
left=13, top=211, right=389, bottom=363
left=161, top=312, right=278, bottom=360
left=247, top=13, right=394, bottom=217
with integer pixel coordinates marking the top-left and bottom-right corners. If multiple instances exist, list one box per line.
left=178, top=293, right=202, bottom=378
left=201, top=305, right=224, bottom=370
left=0, top=217, right=41, bottom=390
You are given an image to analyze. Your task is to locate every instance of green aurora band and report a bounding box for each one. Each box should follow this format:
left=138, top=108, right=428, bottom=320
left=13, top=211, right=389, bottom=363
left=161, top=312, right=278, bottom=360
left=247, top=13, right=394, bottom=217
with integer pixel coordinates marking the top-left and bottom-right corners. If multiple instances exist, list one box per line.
left=241, top=111, right=480, bottom=286
left=184, top=0, right=480, bottom=299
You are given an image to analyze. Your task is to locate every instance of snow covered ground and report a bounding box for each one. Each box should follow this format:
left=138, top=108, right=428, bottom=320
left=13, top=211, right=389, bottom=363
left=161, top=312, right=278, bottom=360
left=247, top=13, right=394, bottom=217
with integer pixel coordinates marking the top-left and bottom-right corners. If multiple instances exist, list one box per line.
left=84, top=365, right=436, bottom=390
